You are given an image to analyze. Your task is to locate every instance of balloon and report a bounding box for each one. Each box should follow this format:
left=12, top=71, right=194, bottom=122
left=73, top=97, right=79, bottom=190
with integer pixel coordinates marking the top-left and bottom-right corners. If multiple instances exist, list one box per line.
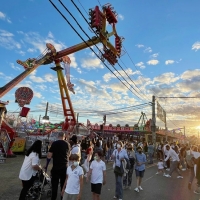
left=15, top=87, right=33, bottom=107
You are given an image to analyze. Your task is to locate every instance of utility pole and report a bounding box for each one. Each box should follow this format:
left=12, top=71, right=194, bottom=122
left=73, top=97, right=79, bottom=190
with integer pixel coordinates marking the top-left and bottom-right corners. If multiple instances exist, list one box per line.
left=165, top=115, right=167, bottom=142
left=184, top=126, right=185, bottom=144
left=42, top=102, right=49, bottom=136
left=152, top=96, right=156, bottom=145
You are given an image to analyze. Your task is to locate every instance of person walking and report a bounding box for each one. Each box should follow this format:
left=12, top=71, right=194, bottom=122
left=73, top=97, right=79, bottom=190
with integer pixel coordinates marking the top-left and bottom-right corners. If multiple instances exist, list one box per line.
left=147, top=142, right=154, bottom=164
left=19, top=140, right=42, bottom=200
left=112, top=141, right=129, bottom=200
left=82, top=141, right=94, bottom=177
left=61, top=154, right=83, bottom=200
left=87, top=151, right=106, bottom=200
left=45, top=132, right=71, bottom=200
left=123, top=143, right=135, bottom=189
left=186, top=146, right=195, bottom=190
left=134, top=146, right=147, bottom=193
left=164, top=145, right=183, bottom=178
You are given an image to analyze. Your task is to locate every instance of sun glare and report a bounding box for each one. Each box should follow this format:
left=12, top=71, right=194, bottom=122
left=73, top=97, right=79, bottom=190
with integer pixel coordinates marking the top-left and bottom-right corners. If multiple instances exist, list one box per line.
left=196, top=126, right=200, bottom=130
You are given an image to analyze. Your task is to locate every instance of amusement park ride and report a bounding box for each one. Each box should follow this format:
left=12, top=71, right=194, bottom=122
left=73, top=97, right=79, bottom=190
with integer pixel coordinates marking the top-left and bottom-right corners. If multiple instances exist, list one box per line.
left=0, top=4, right=123, bottom=158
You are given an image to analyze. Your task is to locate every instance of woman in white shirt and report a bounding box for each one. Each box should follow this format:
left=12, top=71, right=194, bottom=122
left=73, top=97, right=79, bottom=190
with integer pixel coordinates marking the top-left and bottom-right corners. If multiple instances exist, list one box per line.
left=19, top=140, right=42, bottom=200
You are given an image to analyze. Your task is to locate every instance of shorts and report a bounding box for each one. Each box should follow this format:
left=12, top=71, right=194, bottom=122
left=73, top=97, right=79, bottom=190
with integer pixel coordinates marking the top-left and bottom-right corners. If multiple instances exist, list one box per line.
left=135, top=170, right=145, bottom=178
left=91, top=183, right=102, bottom=194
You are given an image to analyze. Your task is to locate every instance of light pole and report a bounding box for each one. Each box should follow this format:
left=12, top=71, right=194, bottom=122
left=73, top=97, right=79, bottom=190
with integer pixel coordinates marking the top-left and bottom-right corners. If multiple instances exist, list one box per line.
left=42, top=102, right=49, bottom=136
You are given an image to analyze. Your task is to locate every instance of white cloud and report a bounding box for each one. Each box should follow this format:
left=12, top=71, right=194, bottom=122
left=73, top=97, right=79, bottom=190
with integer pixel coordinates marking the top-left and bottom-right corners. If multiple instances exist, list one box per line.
left=135, top=44, right=144, bottom=48
left=27, top=48, right=36, bottom=53
left=150, top=53, right=159, bottom=58
left=146, top=59, right=159, bottom=65
left=34, top=91, right=42, bottom=98
left=44, top=74, right=57, bottom=82
left=118, top=14, right=124, bottom=20
left=135, top=62, right=145, bottom=69
left=48, top=31, right=54, bottom=39
left=165, top=60, right=174, bottom=65
left=0, top=29, right=13, bottom=37
left=181, top=69, right=200, bottom=80
left=10, top=63, right=21, bottom=71
left=0, top=11, right=11, bottom=23
left=35, top=84, right=47, bottom=91
left=29, top=75, right=46, bottom=83
left=77, top=68, right=82, bottom=74
left=18, top=50, right=25, bottom=56
left=68, top=54, right=77, bottom=68
left=144, top=47, right=152, bottom=53
left=0, top=29, right=21, bottom=49
left=0, top=11, right=5, bottom=19
left=192, top=42, right=200, bottom=51
left=103, top=68, right=141, bottom=82
left=81, top=58, right=104, bottom=69
left=154, top=72, right=179, bottom=85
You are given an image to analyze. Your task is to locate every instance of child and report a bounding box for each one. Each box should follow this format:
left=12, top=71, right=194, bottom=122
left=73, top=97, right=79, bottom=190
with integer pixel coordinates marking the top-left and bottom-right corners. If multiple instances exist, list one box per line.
left=156, top=159, right=166, bottom=175
left=87, top=151, right=106, bottom=200
left=61, top=154, right=83, bottom=200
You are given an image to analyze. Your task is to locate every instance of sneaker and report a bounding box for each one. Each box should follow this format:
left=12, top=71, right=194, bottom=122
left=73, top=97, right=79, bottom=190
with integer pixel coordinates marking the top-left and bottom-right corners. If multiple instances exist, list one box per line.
left=194, top=190, right=200, bottom=194
left=163, top=173, right=166, bottom=176
left=182, top=168, right=186, bottom=171
left=188, top=182, right=191, bottom=190
left=156, top=172, right=159, bottom=175
left=119, top=199, right=123, bottom=200
left=138, top=186, right=143, bottom=190
left=166, top=168, right=170, bottom=171
left=165, top=174, right=171, bottom=178
left=177, top=176, right=183, bottom=179
left=134, top=187, right=139, bottom=192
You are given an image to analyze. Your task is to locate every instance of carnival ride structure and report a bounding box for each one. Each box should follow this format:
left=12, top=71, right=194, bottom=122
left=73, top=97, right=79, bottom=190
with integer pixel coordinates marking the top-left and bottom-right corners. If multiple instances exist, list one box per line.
left=0, top=4, right=123, bottom=155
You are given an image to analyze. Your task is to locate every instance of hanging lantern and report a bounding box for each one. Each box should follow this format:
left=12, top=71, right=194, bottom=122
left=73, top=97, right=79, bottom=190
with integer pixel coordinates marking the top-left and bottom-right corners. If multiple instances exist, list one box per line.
left=15, top=87, right=33, bottom=107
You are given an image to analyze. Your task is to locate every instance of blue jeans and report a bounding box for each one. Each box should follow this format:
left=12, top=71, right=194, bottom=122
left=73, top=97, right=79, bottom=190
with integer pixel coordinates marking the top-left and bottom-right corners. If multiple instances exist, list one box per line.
left=81, top=151, right=86, bottom=165
left=115, top=174, right=123, bottom=199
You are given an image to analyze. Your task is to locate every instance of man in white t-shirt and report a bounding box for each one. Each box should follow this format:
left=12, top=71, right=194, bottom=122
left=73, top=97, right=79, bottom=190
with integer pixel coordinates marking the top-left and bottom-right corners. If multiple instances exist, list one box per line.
left=87, top=151, right=106, bottom=200
left=62, top=154, right=83, bottom=200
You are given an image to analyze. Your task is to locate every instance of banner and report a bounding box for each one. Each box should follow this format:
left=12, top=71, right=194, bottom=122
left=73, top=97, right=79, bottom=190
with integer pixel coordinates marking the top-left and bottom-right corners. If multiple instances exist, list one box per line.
left=157, top=102, right=166, bottom=123
left=11, top=137, right=26, bottom=152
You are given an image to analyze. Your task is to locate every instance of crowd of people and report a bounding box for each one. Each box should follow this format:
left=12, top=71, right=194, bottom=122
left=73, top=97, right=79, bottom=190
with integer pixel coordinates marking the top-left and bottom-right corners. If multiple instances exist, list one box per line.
left=18, top=132, right=200, bottom=200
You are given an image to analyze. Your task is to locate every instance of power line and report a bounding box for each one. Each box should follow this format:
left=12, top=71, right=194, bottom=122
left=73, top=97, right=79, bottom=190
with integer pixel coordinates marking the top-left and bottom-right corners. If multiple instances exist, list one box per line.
left=64, top=0, right=149, bottom=102
left=157, top=97, right=200, bottom=99
left=50, top=0, right=146, bottom=102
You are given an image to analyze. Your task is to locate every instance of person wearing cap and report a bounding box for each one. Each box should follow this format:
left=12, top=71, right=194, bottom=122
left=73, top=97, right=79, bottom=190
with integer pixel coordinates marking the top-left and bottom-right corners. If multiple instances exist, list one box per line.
left=134, top=146, right=146, bottom=193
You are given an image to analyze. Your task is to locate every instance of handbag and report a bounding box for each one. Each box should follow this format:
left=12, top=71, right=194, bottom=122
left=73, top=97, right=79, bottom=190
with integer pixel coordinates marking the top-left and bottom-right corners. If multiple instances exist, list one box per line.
left=114, top=161, right=124, bottom=176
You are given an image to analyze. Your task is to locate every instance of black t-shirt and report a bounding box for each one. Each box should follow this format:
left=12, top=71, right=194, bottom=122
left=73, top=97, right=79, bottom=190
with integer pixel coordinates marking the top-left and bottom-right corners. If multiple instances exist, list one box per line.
left=81, top=140, right=87, bottom=151
left=49, top=140, right=70, bottom=170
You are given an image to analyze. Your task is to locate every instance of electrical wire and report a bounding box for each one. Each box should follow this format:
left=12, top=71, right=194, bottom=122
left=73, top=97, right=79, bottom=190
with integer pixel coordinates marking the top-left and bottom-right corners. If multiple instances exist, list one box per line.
left=69, top=0, right=149, bottom=102
left=50, top=0, right=144, bottom=101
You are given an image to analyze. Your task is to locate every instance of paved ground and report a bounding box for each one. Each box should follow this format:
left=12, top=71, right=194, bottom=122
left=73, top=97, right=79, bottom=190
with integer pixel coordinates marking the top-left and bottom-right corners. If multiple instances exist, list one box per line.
left=1, top=155, right=200, bottom=200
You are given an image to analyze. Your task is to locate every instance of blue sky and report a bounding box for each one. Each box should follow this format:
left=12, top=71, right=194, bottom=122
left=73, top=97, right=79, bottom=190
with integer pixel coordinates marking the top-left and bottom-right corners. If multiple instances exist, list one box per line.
left=1, top=0, right=200, bottom=135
